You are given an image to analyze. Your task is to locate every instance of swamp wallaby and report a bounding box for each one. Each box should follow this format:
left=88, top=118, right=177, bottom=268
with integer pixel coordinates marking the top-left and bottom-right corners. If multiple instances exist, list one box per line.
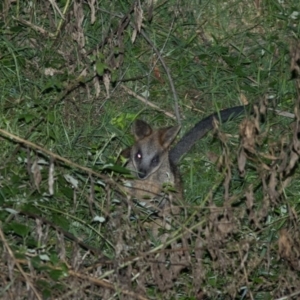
left=123, top=105, right=246, bottom=199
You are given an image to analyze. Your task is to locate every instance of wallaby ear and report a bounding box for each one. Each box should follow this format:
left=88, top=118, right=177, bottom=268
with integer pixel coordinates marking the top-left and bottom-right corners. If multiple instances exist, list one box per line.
left=132, top=120, right=152, bottom=140
left=159, top=126, right=180, bottom=148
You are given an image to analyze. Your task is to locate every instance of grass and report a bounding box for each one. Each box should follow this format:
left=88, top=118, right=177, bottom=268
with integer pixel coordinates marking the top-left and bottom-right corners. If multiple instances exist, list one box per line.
left=0, top=0, right=300, bottom=299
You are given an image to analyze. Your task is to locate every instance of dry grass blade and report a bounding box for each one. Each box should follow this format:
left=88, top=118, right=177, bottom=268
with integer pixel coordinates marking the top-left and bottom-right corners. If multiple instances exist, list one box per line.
left=0, top=228, right=42, bottom=300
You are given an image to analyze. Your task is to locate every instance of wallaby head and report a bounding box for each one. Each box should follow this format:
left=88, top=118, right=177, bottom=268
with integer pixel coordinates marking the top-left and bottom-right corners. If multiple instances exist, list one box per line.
left=129, top=120, right=180, bottom=180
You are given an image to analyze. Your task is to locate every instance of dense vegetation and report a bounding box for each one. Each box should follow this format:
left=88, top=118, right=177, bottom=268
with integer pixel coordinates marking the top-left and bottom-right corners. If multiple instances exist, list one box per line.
left=1, top=0, right=300, bottom=299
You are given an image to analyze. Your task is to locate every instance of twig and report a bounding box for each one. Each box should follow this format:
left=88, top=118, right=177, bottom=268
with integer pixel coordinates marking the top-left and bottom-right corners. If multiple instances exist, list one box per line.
left=140, top=29, right=181, bottom=124
left=69, top=270, right=149, bottom=300
left=183, top=104, right=205, bottom=114
left=0, top=227, right=42, bottom=300
left=12, top=16, right=55, bottom=37
left=120, top=84, right=176, bottom=119
left=274, top=290, right=300, bottom=300
left=269, top=108, right=295, bottom=119
left=0, top=128, right=122, bottom=191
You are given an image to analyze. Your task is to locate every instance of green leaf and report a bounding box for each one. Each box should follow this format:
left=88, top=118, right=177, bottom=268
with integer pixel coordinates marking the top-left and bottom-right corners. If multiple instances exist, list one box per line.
left=50, top=252, right=60, bottom=265
left=60, top=186, right=73, bottom=199
left=49, top=269, right=66, bottom=281
left=14, top=252, right=26, bottom=260
left=7, top=222, right=31, bottom=237
left=26, top=237, right=38, bottom=248
left=42, top=79, right=63, bottom=93
left=47, top=111, right=56, bottom=123
left=11, top=173, right=22, bottom=184
left=96, top=60, right=107, bottom=76
left=111, top=70, right=118, bottom=83
left=51, top=214, right=69, bottom=231
left=18, top=114, right=35, bottom=123
left=37, top=280, right=51, bottom=298
left=0, top=190, right=6, bottom=205
left=48, top=128, right=57, bottom=141
left=10, top=25, right=24, bottom=33
left=111, top=113, right=136, bottom=130
left=114, top=47, right=120, bottom=55
left=0, top=211, right=9, bottom=221
left=21, top=203, right=43, bottom=215
left=31, top=255, right=45, bottom=269
left=212, top=45, right=229, bottom=55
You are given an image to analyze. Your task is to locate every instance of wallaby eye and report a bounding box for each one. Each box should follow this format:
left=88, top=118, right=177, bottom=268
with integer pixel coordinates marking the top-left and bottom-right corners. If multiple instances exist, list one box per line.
left=135, top=150, right=142, bottom=160
left=151, top=155, right=159, bottom=166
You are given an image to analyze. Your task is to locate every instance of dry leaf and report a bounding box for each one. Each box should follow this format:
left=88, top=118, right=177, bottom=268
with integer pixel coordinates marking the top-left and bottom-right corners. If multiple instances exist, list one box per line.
left=278, top=229, right=293, bottom=260
left=31, top=160, right=42, bottom=191
left=239, top=92, right=249, bottom=105
left=73, top=1, right=85, bottom=48
left=103, top=72, right=111, bottom=98
left=48, top=160, right=54, bottom=196
left=238, top=148, right=247, bottom=176
left=245, top=185, right=254, bottom=210
left=87, top=0, right=96, bottom=24
left=239, top=118, right=257, bottom=153
left=154, top=66, right=164, bottom=84
left=131, top=2, right=143, bottom=43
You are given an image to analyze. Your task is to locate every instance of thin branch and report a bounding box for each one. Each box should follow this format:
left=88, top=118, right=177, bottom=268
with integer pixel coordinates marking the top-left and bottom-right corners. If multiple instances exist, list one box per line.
left=0, top=128, right=122, bottom=190
left=12, top=16, right=55, bottom=37
left=268, top=108, right=295, bottom=119
left=69, top=270, right=149, bottom=300
left=274, top=290, right=300, bottom=300
left=140, top=29, right=181, bottom=124
left=120, top=84, right=176, bottom=119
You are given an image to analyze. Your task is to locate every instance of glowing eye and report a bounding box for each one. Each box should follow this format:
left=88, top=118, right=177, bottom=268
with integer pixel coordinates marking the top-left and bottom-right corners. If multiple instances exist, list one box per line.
left=135, top=151, right=142, bottom=160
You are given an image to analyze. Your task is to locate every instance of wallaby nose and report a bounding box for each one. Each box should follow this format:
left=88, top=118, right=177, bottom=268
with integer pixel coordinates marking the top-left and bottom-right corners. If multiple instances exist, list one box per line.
left=138, top=168, right=147, bottom=179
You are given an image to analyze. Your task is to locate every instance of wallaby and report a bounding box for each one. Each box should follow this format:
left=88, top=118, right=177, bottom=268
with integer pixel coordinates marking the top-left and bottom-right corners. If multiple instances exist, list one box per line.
left=123, top=105, right=246, bottom=200
left=123, top=119, right=182, bottom=200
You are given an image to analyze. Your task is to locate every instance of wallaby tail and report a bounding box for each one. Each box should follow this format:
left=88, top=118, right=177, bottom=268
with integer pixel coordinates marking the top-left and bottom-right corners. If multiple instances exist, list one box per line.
left=169, top=105, right=247, bottom=165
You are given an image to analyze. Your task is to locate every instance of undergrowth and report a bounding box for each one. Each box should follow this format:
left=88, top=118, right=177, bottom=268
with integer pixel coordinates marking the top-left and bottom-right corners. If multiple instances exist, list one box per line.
left=0, top=0, right=300, bottom=299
